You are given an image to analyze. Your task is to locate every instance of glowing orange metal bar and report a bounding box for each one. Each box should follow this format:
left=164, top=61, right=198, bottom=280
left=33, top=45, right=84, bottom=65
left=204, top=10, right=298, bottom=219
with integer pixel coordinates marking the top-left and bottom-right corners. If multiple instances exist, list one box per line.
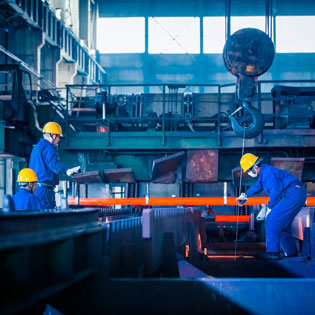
left=215, top=215, right=250, bottom=222
left=306, top=197, right=315, bottom=206
left=207, top=255, right=255, bottom=259
left=67, top=196, right=315, bottom=206
left=207, top=255, right=241, bottom=259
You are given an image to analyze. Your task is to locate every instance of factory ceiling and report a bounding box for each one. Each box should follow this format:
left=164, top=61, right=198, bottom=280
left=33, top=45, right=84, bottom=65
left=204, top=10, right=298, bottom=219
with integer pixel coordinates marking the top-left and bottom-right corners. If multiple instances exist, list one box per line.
left=98, top=0, right=315, bottom=17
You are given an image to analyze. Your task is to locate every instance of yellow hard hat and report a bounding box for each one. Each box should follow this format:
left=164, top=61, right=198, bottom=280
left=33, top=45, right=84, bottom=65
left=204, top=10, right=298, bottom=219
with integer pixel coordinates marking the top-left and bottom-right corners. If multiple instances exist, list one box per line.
left=42, top=122, right=63, bottom=136
left=17, top=168, right=38, bottom=183
left=240, top=153, right=259, bottom=173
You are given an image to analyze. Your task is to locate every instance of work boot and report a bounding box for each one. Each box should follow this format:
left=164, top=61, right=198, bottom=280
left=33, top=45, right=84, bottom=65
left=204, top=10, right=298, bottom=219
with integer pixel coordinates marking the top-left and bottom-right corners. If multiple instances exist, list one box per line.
left=256, top=251, right=281, bottom=260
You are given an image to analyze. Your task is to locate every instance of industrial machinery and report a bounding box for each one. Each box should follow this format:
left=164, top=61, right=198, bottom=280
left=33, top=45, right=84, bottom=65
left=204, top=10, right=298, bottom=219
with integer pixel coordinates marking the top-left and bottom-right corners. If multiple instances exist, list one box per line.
left=1, top=0, right=315, bottom=313
left=0, top=64, right=40, bottom=155
left=224, top=28, right=275, bottom=139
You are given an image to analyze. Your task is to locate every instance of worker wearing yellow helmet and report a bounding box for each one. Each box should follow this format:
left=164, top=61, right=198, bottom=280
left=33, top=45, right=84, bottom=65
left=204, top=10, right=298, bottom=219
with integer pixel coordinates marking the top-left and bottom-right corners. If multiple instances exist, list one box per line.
left=29, top=122, right=80, bottom=209
left=12, top=168, right=42, bottom=210
left=237, top=153, right=306, bottom=260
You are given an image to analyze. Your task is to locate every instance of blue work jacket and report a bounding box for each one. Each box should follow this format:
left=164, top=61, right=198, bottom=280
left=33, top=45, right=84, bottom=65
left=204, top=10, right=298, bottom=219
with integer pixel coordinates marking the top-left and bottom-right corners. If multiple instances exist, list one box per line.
left=245, top=164, right=302, bottom=209
left=12, top=188, right=42, bottom=210
left=29, top=138, right=68, bottom=186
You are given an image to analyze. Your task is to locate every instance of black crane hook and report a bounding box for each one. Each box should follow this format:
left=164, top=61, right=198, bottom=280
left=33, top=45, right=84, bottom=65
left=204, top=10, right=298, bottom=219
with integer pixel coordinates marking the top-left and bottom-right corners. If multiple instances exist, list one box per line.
left=229, top=101, right=264, bottom=139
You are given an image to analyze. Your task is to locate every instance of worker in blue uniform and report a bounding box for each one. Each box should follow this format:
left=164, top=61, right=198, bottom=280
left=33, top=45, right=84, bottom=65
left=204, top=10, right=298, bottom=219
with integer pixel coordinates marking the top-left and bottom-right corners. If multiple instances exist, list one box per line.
left=237, top=153, right=307, bottom=260
left=29, top=122, right=80, bottom=209
left=12, top=168, right=42, bottom=210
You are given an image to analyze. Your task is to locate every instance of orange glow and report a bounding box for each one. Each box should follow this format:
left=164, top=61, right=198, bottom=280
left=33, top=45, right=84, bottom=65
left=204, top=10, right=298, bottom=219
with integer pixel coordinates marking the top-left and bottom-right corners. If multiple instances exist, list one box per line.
left=197, top=233, right=202, bottom=253
left=207, top=255, right=254, bottom=259
left=204, top=248, right=208, bottom=256
left=246, top=65, right=255, bottom=73
left=207, top=255, right=241, bottom=259
left=306, top=197, right=315, bottom=206
left=67, top=196, right=315, bottom=207
left=185, top=245, right=190, bottom=258
left=215, top=215, right=250, bottom=222
left=306, top=214, right=310, bottom=228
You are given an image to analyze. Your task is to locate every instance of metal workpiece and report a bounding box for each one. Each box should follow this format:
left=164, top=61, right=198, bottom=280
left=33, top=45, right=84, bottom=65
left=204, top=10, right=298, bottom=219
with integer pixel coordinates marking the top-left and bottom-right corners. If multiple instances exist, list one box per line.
left=0, top=209, right=108, bottom=313
left=41, top=278, right=315, bottom=314
left=72, top=168, right=135, bottom=184
left=186, top=149, right=218, bottom=182
left=0, top=209, right=104, bottom=249
left=151, top=151, right=184, bottom=183
left=271, top=157, right=305, bottom=180
left=104, top=168, right=136, bottom=183
left=141, top=207, right=204, bottom=276
left=67, top=196, right=315, bottom=206
left=291, top=207, right=314, bottom=241
left=105, top=207, right=203, bottom=277
left=72, top=170, right=104, bottom=184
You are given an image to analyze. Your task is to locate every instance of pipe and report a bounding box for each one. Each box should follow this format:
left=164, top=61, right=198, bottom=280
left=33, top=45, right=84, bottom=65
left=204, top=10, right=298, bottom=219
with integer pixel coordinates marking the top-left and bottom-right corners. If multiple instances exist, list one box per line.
left=67, top=196, right=315, bottom=207
left=265, top=0, right=273, bottom=39
left=225, top=0, right=231, bottom=41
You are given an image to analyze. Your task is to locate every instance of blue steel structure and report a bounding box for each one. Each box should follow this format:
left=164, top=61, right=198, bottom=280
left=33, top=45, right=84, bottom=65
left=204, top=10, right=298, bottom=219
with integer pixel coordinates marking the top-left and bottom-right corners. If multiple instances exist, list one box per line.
left=60, top=80, right=315, bottom=150
left=2, top=0, right=105, bottom=84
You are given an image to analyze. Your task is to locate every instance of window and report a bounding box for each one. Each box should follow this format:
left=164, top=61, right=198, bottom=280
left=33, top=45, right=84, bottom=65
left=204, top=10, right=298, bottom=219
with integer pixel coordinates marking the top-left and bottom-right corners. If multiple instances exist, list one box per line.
left=97, top=17, right=145, bottom=53
left=149, top=17, right=200, bottom=54
left=276, top=16, right=315, bottom=53
left=203, top=17, right=225, bottom=53
left=203, top=16, right=265, bottom=53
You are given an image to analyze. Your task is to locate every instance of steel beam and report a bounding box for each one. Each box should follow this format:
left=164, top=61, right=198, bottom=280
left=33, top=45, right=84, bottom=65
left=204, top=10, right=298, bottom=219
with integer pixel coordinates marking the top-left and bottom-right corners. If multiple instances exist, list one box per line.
left=62, top=129, right=315, bottom=150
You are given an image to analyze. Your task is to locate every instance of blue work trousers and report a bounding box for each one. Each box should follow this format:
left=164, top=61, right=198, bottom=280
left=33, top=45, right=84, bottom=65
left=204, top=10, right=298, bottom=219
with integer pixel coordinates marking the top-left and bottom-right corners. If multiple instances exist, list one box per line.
left=265, top=186, right=307, bottom=255
left=35, top=186, right=56, bottom=209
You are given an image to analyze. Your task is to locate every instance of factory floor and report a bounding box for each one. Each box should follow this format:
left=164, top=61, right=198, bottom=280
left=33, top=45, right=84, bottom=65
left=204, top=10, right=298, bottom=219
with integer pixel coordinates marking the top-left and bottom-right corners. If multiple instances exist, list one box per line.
left=23, top=242, right=315, bottom=315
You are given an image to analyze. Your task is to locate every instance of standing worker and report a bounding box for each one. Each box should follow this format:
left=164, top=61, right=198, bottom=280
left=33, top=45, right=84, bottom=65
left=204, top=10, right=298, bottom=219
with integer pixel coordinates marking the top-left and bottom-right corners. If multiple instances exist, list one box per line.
left=29, top=122, right=81, bottom=209
left=237, top=153, right=307, bottom=260
left=12, top=168, right=42, bottom=210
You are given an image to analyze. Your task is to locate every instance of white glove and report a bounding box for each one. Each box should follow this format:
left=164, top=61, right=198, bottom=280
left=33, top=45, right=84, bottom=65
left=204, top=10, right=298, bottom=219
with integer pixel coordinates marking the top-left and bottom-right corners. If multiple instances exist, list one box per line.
left=236, top=193, right=248, bottom=206
left=66, top=166, right=81, bottom=176
left=257, top=205, right=271, bottom=221
left=266, top=207, right=271, bottom=217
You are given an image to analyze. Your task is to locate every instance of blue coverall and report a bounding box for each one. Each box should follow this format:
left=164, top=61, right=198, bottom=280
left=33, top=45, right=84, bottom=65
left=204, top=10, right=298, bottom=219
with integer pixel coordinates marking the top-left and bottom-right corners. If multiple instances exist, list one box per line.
left=246, top=164, right=307, bottom=255
left=29, top=138, right=68, bottom=209
left=12, top=188, right=42, bottom=210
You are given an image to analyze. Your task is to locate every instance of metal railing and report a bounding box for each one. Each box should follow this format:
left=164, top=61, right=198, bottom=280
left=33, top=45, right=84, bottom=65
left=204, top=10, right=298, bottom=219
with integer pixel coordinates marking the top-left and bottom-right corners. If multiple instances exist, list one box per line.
left=57, top=81, right=315, bottom=146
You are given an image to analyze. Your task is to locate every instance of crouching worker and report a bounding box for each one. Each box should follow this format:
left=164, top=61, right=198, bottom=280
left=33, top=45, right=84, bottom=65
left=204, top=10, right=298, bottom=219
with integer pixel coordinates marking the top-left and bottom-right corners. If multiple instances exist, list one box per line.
left=237, top=153, right=307, bottom=260
left=12, top=168, right=42, bottom=210
left=29, top=122, right=80, bottom=209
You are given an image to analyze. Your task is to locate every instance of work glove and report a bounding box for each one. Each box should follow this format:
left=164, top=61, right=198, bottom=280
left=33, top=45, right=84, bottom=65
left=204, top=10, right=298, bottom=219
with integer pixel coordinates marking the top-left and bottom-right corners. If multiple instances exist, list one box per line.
left=236, top=193, right=248, bottom=206
left=266, top=207, right=271, bottom=217
left=66, top=166, right=81, bottom=176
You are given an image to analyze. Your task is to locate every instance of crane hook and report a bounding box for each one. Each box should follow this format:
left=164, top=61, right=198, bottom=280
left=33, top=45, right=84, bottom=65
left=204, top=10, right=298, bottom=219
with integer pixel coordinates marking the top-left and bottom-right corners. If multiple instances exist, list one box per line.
left=229, top=101, right=264, bottom=139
